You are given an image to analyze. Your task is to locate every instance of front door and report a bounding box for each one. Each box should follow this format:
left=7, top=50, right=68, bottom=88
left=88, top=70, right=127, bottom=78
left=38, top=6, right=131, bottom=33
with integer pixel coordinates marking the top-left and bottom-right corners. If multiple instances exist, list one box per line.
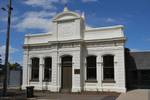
left=61, top=56, right=72, bottom=92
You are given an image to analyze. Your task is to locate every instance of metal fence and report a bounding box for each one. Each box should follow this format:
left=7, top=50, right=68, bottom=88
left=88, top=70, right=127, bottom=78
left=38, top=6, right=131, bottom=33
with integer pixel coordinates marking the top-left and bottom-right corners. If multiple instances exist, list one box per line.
left=0, top=70, right=22, bottom=89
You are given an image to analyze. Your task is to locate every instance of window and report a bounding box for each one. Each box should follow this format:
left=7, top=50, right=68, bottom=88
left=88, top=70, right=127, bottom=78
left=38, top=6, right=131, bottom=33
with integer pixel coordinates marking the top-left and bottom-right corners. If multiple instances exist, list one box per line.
left=103, top=55, right=114, bottom=81
left=62, top=56, right=72, bottom=67
left=44, top=57, right=52, bottom=81
left=31, top=58, right=39, bottom=81
left=86, top=56, right=97, bottom=80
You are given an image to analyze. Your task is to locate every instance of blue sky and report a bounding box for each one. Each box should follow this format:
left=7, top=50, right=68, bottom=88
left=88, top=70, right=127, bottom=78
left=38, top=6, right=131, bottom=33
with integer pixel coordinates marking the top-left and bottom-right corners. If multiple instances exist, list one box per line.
left=0, top=0, right=150, bottom=65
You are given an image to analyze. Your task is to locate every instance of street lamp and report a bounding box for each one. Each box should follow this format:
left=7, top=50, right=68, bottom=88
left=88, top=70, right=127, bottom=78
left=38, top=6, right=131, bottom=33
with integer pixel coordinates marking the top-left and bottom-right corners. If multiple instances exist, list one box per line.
left=1, top=0, right=13, bottom=96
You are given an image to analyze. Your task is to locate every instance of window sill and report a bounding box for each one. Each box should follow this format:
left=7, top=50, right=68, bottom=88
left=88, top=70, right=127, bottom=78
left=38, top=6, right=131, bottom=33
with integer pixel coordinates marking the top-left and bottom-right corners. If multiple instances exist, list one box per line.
left=43, top=80, right=51, bottom=82
left=30, top=79, right=39, bottom=82
left=102, top=80, right=116, bottom=83
left=85, top=80, right=98, bottom=83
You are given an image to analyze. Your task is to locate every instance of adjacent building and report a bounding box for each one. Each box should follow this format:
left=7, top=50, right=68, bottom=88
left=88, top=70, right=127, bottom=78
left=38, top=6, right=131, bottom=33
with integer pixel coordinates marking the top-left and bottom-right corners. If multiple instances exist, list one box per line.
left=22, top=7, right=126, bottom=93
left=125, top=50, right=150, bottom=89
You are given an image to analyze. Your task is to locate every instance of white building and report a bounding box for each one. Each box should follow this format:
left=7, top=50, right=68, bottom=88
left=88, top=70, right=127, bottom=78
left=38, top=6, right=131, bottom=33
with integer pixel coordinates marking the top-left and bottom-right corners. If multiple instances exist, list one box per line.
left=22, top=7, right=126, bottom=93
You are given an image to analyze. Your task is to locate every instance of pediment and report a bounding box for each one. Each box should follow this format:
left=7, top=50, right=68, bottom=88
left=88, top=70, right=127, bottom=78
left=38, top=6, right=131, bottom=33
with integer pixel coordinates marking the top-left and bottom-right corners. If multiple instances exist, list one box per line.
left=53, top=11, right=81, bottom=22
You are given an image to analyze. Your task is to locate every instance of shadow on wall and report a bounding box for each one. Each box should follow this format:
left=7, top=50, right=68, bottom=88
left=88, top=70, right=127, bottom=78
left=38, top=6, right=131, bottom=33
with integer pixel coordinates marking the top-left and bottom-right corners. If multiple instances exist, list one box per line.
left=125, top=48, right=150, bottom=90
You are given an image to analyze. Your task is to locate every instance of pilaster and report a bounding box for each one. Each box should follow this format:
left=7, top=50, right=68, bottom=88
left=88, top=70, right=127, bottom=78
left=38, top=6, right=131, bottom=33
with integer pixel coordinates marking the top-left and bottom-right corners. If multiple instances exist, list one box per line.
left=39, top=56, right=44, bottom=90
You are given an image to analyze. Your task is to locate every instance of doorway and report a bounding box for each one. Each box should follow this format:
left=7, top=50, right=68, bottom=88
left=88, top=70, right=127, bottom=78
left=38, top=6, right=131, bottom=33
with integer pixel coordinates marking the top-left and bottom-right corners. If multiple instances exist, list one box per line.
left=61, top=55, right=72, bottom=92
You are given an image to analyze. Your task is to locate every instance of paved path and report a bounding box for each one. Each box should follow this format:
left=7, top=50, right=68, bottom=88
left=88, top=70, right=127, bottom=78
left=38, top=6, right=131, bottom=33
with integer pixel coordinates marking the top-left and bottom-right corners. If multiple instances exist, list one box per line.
left=32, top=93, right=117, bottom=100
left=117, top=89, right=150, bottom=100
left=0, top=89, right=119, bottom=100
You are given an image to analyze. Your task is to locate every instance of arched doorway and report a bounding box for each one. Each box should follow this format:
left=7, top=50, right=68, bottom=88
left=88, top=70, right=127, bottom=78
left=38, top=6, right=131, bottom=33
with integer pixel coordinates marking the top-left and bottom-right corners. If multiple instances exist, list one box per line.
left=61, top=55, right=72, bottom=91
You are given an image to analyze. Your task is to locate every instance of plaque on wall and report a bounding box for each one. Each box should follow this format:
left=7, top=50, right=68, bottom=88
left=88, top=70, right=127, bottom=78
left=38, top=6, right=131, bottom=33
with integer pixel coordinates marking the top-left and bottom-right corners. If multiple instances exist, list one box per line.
left=74, top=69, right=80, bottom=74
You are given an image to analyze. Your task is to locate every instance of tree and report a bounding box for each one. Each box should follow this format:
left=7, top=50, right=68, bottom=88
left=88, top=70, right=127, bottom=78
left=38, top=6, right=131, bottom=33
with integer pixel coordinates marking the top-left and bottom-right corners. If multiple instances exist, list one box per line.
left=8, top=62, right=22, bottom=70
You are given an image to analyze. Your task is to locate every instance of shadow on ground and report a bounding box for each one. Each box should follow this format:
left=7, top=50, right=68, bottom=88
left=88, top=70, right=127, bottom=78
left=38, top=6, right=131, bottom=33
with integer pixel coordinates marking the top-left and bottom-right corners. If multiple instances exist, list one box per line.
left=0, top=89, right=26, bottom=100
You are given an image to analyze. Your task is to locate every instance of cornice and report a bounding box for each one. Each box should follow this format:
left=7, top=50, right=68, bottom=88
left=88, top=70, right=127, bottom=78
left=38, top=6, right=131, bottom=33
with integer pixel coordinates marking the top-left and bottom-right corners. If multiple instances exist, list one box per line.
left=84, top=37, right=126, bottom=43
left=23, top=37, right=126, bottom=49
left=25, top=33, right=52, bottom=37
left=85, top=25, right=124, bottom=32
left=48, top=39, right=84, bottom=44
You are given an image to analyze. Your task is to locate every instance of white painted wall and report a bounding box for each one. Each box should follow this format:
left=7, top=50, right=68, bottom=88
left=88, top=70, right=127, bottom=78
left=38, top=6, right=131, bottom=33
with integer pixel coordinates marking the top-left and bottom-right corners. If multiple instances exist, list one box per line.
left=83, top=46, right=126, bottom=92
left=22, top=8, right=126, bottom=93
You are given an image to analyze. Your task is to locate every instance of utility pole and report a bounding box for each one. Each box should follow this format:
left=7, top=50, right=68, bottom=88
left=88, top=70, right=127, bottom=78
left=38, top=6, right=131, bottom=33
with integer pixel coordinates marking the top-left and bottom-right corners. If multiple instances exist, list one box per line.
left=2, top=0, right=13, bottom=96
left=0, top=54, right=2, bottom=64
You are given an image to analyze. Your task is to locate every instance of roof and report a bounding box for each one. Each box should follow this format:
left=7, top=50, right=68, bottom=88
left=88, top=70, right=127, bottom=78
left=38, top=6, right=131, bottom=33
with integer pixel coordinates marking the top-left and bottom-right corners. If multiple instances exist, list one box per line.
left=129, top=52, right=150, bottom=70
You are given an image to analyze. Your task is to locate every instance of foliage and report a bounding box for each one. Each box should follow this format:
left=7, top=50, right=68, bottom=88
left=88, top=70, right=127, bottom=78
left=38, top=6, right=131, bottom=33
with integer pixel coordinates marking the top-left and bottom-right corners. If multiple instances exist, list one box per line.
left=8, top=62, right=22, bottom=70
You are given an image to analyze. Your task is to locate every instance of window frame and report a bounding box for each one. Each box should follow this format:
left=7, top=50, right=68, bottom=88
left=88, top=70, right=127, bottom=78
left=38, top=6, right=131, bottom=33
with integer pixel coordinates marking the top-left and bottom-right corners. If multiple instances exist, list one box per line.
left=86, top=55, right=97, bottom=82
left=102, top=55, right=115, bottom=83
left=31, top=57, right=40, bottom=82
left=43, top=57, right=52, bottom=82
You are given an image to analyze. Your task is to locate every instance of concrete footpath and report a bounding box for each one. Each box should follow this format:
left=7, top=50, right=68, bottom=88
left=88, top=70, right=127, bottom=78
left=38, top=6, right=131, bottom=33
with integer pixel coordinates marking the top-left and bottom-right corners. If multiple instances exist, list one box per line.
left=0, top=89, right=119, bottom=100
left=117, top=89, right=150, bottom=100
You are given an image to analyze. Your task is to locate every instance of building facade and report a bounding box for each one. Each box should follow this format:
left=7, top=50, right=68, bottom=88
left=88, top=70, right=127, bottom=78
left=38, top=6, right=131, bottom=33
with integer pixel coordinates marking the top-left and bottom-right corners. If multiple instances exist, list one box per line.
left=22, top=7, right=126, bottom=93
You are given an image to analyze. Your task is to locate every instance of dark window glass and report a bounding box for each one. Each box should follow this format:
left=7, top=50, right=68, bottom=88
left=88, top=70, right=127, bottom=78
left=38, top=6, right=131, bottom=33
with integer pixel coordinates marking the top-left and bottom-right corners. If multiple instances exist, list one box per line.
left=44, top=57, right=52, bottom=81
left=31, top=58, right=39, bottom=81
left=103, top=55, right=114, bottom=80
left=86, top=56, right=97, bottom=80
left=62, top=56, right=72, bottom=67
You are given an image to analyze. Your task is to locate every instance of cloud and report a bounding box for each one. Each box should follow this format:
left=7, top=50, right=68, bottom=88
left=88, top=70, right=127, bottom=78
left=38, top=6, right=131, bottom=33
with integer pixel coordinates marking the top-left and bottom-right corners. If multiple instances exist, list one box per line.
left=15, top=17, right=53, bottom=32
left=14, top=11, right=56, bottom=32
left=102, top=17, right=123, bottom=24
left=75, top=10, right=82, bottom=15
left=0, top=45, right=18, bottom=55
left=61, top=0, right=69, bottom=4
left=0, top=45, right=19, bottom=64
left=14, top=0, right=62, bottom=32
left=14, top=0, right=98, bottom=32
left=86, top=25, right=94, bottom=30
left=105, top=18, right=117, bottom=23
left=23, top=0, right=58, bottom=10
left=146, top=38, right=150, bottom=41
left=130, top=48, right=141, bottom=52
left=1, top=16, right=19, bottom=23
left=23, top=11, right=56, bottom=18
left=82, top=0, right=98, bottom=3
left=23, top=0, right=70, bottom=10
left=15, top=0, right=74, bottom=32
left=98, top=17, right=126, bottom=25
left=130, top=48, right=150, bottom=52
left=0, top=29, right=6, bottom=33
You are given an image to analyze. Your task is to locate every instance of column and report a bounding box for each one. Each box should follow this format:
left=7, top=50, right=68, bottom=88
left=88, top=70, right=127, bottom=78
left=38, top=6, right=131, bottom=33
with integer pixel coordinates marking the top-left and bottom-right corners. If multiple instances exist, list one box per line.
left=97, top=55, right=102, bottom=91
left=72, top=52, right=81, bottom=92
left=39, top=56, right=44, bottom=90
left=22, top=52, right=29, bottom=89
left=27, top=63, right=31, bottom=85
left=27, top=58, right=32, bottom=86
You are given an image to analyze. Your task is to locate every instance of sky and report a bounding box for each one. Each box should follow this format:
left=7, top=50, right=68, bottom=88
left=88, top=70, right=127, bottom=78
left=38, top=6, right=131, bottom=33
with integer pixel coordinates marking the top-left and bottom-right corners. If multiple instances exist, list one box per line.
left=0, top=0, right=150, bottom=65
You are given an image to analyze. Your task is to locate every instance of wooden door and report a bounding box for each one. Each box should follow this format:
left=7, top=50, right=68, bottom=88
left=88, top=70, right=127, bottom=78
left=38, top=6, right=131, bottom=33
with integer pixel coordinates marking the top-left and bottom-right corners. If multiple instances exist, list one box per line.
left=61, top=56, right=72, bottom=92
left=62, top=66, right=72, bottom=89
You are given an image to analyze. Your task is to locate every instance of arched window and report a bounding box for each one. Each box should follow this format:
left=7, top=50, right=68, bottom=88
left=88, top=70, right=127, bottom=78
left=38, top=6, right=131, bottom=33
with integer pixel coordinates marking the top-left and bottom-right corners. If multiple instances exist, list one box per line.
left=103, top=55, right=114, bottom=80
left=44, top=57, right=52, bottom=81
left=86, top=56, right=97, bottom=80
left=31, top=57, right=39, bottom=81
